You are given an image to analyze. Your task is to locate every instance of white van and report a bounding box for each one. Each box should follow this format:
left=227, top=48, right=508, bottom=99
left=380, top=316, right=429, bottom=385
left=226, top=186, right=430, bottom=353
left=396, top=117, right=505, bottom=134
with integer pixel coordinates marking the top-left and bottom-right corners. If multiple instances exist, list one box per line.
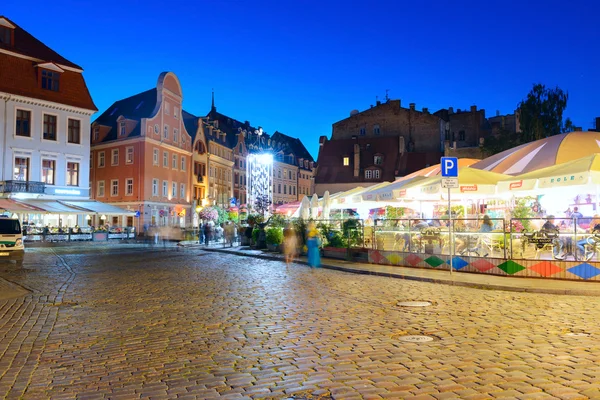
left=0, top=216, right=24, bottom=265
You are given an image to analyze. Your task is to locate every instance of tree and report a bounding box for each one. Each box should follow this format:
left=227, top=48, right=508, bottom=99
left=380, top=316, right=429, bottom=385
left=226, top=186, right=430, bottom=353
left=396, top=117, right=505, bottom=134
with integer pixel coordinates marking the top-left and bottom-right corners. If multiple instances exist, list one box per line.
left=563, top=117, right=575, bottom=133
left=254, top=194, right=272, bottom=217
left=518, top=83, right=568, bottom=142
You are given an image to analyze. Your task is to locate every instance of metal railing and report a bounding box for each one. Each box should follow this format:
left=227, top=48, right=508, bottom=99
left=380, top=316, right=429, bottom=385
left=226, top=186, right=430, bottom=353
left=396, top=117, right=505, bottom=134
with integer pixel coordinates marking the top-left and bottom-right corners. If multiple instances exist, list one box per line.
left=0, top=180, right=46, bottom=194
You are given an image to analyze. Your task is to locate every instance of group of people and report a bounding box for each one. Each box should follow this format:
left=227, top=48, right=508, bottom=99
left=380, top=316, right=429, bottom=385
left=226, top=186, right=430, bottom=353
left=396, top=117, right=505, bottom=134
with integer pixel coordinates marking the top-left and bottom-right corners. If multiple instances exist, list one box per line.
left=540, top=213, right=600, bottom=257
left=200, top=221, right=237, bottom=247
left=281, top=222, right=321, bottom=268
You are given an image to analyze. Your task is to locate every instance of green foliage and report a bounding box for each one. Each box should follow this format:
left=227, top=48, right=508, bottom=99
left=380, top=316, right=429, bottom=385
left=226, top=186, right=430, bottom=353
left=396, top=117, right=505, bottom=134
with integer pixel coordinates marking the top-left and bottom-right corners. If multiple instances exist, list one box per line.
left=268, top=214, right=286, bottom=228
left=252, top=228, right=260, bottom=243
left=247, top=213, right=264, bottom=226
left=265, top=227, right=283, bottom=245
left=292, top=218, right=308, bottom=245
left=318, top=223, right=344, bottom=248
left=212, top=206, right=229, bottom=224
left=385, top=206, right=405, bottom=220
left=342, top=219, right=364, bottom=248
left=518, top=83, right=568, bottom=142
left=512, top=197, right=535, bottom=232
left=228, top=211, right=239, bottom=223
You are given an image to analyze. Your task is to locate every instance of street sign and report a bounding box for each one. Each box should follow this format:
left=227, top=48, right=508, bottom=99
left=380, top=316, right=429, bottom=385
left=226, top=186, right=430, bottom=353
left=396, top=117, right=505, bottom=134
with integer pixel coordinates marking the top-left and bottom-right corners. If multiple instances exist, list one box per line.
left=134, top=211, right=141, bottom=218
left=441, top=157, right=458, bottom=177
left=441, top=178, right=459, bottom=188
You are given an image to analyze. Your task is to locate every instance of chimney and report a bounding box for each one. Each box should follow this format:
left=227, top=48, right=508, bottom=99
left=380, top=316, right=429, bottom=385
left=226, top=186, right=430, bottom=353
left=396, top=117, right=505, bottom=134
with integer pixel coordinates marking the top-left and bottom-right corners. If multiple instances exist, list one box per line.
left=448, top=107, right=454, bottom=114
left=596, top=117, right=600, bottom=131
left=353, top=143, right=360, bottom=178
left=399, top=136, right=405, bottom=154
left=376, top=100, right=381, bottom=106
left=319, top=135, right=328, bottom=146
left=409, top=103, right=415, bottom=111
left=422, top=107, right=429, bottom=114
left=470, top=105, right=477, bottom=112
left=496, top=110, right=500, bottom=116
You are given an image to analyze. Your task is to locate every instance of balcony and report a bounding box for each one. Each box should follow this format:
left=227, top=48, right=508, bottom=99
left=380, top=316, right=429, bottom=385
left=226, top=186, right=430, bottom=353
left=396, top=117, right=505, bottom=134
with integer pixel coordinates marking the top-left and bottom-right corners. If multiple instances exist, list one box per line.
left=0, top=180, right=46, bottom=194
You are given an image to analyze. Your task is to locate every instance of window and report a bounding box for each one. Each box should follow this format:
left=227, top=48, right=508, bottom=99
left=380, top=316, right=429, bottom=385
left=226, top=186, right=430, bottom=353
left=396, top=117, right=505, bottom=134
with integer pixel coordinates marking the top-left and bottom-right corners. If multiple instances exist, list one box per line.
left=180, top=183, right=185, bottom=199
left=359, top=127, right=366, bottom=136
left=126, top=147, right=134, bottom=164
left=181, top=156, right=186, bottom=171
left=288, top=170, right=292, bottom=179
left=93, top=127, right=99, bottom=141
left=111, top=149, right=119, bottom=166
left=97, top=181, right=105, bottom=197
left=43, top=114, right=57, bottom=140
left=68, top=119, right=81, bottom=143
left=172, top=182, right=177, bottom=198
left=374, top=155, right=383, bottom=165
left=152, top=179, right=158, bottom=196
left=284, top=185, right=287, bottom=195
left=365, top=170, right=372, bottom=179
left=343, top=157, right=349, bottom=166
left=278, top=169, right=282, bottom=178
left=154, top=124, right=159, bottom=134
left=41, top=70, right=59, bottom=91
left=172, top=154, right=177, bottom=169
left=163, top=151, right=168, bottom=167
left=98, top=151, right=105, bottom=167
left=162, top=181, right=168, bottom=197
left=42, top=159, right=55, bottom=185
left=153, top=149, right=159, bottom=165
left=126, top=178, right=133, bottom=195
left=0, top=26, right=11, bottom=45
left=120, top=122, right=126, bottom=136
left=373, top=124, right=380, bottom=135
left=374, top=170, right=380, bottom=179
left=459, top=130, right=466, bottom=141
left=165, top=102, right=170, bottom=115
left=14, top=157, right=29, bottom=181
left=293, top=186, right=296, bottom=195
left=164, top=125, right=169, bottom=140
left=16, top=110, right=31, bottom=137
left=173, top=129, right=178, bottom=144
left=67, top=162, right=79, bottom=186
left=174, top=107, right=179, bottom=119
left=111, top=180, right=118, bottom=196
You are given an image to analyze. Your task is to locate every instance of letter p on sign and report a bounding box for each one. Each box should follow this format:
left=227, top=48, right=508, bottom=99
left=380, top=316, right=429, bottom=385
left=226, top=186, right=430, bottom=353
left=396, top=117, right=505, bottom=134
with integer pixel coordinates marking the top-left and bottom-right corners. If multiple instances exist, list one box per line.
left=441, top=157, right=458, bottom=177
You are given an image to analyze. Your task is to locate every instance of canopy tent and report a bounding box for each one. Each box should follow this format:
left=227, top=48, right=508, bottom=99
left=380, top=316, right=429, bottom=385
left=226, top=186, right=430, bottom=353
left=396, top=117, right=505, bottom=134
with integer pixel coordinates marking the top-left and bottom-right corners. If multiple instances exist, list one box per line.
left=345, top=182, right=394, bottom=203
left=401, top=158, right=479, bottom=180
left=274, top=201, right=302, bottom=216
left=15, top=200, right=88, bottom=214
left=403, top=167, right=510, bottom=199
left=61, top=200, right=135, bottom=215
left=498, top=154, right=600, bottom=193
left=0, top=199, right=45, bottom=213
left=361, top=176, right=429, bottom=201
left=471, top=131, right=600, bottom=175
left=330, top=186, right=366, bottom=206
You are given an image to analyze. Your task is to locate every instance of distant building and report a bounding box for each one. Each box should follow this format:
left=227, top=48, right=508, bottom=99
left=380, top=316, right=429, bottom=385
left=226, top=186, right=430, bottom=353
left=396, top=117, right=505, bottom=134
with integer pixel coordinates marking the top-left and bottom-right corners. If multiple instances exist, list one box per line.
left=0, top=16, right=101, bottom=227
left=91, top=72, right=193, bottom=228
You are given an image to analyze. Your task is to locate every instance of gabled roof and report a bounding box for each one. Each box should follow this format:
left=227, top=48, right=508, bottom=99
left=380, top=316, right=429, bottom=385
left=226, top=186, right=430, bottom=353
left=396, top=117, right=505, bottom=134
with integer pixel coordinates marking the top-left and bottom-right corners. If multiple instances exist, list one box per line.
left=0, top=16, right=82, bottom=70
left=93, top=89, right=157, bottom=142
left=182, top=110, right=199, bottom=140
left=271, top=131, right=314, bottom=162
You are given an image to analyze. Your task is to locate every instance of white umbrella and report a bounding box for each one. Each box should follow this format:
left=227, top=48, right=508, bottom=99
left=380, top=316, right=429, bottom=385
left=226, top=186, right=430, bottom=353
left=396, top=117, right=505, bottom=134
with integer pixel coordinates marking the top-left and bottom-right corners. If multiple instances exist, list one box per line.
left=310, top=194, right=319, bottom=219
left=322, top=191, right=331, bottom=220
left=300, top=196, right=310, bottom=220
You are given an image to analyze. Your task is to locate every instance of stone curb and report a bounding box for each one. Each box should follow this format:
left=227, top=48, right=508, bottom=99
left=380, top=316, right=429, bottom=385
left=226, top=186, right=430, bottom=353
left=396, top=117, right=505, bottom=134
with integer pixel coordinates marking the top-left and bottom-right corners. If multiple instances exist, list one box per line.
left=203, top=248, right=600, bottom=297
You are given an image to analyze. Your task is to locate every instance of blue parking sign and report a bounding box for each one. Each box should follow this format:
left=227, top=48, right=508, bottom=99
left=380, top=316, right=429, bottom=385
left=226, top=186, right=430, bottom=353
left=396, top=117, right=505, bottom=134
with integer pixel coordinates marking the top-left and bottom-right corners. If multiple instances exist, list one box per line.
left=441, top=157, right=458, bottom=177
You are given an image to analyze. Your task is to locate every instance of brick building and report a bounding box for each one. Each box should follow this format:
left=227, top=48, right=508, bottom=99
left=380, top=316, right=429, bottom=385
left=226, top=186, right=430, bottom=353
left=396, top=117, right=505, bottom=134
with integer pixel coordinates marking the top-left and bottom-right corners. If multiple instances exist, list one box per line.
left=90, top=72, right=193, bottom=229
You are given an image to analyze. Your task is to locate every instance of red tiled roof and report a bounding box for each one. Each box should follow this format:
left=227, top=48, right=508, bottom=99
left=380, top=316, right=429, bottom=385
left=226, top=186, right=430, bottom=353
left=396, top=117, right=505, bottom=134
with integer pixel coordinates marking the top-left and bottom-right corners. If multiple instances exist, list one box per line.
left=0, top=17, right=96, bottom=111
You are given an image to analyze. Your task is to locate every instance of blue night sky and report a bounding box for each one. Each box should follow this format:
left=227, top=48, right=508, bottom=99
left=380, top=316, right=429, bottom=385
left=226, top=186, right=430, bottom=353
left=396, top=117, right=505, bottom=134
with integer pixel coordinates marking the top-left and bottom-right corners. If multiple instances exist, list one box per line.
left=4, top=0, right=599, bottom=159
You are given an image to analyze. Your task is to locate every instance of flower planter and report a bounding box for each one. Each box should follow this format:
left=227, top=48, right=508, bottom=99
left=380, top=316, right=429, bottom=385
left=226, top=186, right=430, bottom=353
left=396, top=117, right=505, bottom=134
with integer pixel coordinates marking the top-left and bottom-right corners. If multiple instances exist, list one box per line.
left=322, top=247, right=348, bottom=260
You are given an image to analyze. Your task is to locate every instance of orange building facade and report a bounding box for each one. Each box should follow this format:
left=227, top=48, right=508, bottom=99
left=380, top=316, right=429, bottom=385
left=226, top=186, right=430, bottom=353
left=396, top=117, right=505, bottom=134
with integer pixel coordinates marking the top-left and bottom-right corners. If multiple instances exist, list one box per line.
left=90, top=72, right=192, bottom=230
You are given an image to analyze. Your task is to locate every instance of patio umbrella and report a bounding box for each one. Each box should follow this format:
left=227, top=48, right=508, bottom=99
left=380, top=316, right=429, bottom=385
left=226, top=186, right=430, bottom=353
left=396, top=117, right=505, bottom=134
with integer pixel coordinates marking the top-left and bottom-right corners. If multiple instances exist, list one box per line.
left=322, top=191, right=331, bottom=220
left=310, top=193, right=319, bottom=219
left=300, top=196, right=310, bottom=220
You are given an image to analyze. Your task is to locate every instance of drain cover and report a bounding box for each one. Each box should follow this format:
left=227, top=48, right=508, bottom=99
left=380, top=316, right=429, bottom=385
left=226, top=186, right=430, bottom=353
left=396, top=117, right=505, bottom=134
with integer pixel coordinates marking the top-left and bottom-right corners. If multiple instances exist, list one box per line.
left=564, top=332, right=591, bottom=337
left=398, top=335, right=434, bottom=343
left=397, top=301, right=432, bottom=307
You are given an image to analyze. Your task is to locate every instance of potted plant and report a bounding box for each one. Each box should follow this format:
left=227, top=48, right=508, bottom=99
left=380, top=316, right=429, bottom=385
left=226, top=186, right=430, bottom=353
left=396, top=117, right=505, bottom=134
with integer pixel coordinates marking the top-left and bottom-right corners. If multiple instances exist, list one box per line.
left=319, top=223, right=348, bottom=260
left=265, top=227, right=283, bottom=252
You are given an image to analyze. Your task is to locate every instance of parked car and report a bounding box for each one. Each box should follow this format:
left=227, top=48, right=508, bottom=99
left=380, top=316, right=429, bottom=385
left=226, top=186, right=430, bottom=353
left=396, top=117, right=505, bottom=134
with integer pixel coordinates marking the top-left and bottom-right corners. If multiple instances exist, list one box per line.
left=0, top=216, right=24, bottom=266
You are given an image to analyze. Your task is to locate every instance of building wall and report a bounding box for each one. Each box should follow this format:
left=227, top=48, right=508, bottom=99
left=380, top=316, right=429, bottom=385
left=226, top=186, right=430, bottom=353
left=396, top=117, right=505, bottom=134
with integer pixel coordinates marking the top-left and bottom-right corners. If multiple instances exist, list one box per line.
left=331, top=100, right=443, bottom=153
left=1, top=93, right=92, bottom=198
left=207, top=142, right=233, bottom=208
left=298, top=168, right=313, bottom=198
left=273, top=161, right=298, bottom=205
left=446, top=106, right=487, bottom=148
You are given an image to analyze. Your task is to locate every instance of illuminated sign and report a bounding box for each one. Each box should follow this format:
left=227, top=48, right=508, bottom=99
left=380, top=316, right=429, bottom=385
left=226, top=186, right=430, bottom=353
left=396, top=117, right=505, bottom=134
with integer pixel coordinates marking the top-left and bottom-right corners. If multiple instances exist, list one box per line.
left=509, top=180, right=523, bottom=190
left=459, top=185, right=478, bottom=193
left=54, top=189, right=81, bottom=195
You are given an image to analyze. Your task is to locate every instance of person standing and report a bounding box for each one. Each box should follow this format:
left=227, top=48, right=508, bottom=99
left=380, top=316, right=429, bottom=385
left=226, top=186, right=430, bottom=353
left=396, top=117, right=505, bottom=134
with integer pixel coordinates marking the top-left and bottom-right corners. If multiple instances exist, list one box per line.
left=306, top=223, right=321, bottom=268
left=283, top=223, right=298, bottom=266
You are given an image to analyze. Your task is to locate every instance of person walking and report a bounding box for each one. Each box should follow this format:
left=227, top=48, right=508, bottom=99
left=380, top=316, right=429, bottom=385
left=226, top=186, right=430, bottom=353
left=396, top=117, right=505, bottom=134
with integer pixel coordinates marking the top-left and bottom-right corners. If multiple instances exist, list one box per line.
left=204, top=222, right=211, bottom=246
left=306, top=223, right=321, bottom=268
left=283, top=223, right=298, bottom=266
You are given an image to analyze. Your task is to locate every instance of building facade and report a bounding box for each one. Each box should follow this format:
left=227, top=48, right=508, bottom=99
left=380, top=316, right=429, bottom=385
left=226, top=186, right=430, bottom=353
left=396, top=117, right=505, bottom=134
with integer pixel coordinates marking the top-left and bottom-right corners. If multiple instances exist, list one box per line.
left=0, top=16, right=106, bottom=227
left=90, top=72, right=193, bottom=229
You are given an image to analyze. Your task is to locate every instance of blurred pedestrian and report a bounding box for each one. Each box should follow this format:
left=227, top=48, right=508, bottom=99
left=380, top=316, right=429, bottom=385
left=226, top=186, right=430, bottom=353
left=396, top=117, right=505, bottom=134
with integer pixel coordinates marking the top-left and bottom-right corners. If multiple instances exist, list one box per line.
left=306, top=222, right=321, bottom=268
left=283, top=223, right=298, bottom=266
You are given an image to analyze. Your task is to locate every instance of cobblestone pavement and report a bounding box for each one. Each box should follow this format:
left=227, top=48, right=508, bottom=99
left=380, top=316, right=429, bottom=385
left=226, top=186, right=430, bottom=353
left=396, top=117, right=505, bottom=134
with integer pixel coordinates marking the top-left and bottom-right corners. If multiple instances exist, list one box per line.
left=1, top=245, right=600, bottom=399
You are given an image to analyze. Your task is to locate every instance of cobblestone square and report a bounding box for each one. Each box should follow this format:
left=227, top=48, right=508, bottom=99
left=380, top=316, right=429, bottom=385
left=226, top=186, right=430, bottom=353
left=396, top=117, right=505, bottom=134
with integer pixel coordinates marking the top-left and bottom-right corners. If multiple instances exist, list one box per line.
left=1, top=244, right=600, bottom=399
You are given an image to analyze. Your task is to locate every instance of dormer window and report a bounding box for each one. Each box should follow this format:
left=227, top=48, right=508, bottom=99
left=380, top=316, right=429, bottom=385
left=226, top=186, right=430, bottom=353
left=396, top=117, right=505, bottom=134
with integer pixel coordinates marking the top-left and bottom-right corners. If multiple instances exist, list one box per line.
left=120, top=122, right=126, bottom=136
left=0, top=26, right=12, bottom=46
left=41, top=70, right=60, bottom=91
left=359, top=127, right=366, bottom=136
left=374, top=155, right=383, bottom=165
left=373, top=124, right=380, bottom=135
left=343, top=156, right=350, bottom=166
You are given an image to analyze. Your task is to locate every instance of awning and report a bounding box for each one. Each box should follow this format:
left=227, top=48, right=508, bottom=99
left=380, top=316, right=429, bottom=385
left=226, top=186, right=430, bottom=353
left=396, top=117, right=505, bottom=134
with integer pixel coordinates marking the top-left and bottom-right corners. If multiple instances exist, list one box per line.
left=0, top=199, right=45, bottom=213
left=16, top=200, right=86, bottom=214
left=60, top=201, right=134, bottom=215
